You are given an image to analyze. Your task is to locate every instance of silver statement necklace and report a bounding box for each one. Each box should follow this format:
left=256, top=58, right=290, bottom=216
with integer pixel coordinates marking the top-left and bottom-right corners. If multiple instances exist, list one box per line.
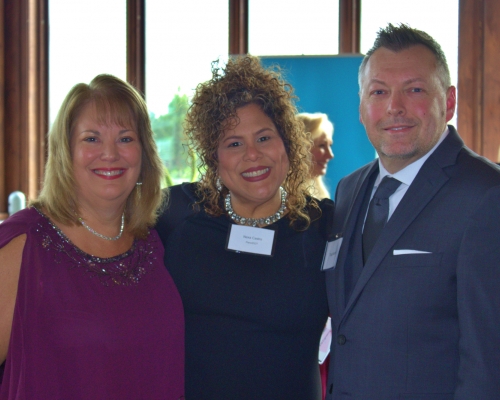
left=78, top=212, right=125, bottom=241
left=224, top=187, right=287, bottom=227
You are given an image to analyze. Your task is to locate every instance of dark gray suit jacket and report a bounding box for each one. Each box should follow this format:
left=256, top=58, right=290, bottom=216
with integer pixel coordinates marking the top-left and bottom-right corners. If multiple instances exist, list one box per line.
left=326, top=126, right=500, bottom=399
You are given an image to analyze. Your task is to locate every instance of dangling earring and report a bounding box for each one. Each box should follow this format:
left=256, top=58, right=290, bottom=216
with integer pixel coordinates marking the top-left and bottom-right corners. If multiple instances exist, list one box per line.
left=216, top=177, right=223, bottom=192
left=136, top=181, right=142, bottom=198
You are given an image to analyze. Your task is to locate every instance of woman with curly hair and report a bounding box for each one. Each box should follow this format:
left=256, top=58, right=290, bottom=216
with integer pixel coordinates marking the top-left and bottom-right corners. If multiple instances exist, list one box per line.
left=157, top=55, right=332, bottom=399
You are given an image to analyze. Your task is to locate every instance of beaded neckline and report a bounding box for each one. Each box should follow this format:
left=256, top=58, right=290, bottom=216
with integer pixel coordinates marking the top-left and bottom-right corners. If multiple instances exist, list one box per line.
left=33, top=207, right=155, bottom=286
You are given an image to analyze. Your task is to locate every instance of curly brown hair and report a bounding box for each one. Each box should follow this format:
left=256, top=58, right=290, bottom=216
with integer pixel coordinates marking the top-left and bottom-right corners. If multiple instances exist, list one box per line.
left=185, top=55, right=318, bottom=229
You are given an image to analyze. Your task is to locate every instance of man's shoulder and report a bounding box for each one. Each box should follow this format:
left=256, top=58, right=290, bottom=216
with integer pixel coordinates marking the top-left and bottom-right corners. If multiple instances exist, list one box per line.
left=337, top=161, right=376, bottom=193
left=451, top=147, right=500, bottom=190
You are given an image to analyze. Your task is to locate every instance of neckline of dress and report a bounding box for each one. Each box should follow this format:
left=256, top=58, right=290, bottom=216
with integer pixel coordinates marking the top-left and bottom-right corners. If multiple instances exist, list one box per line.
left=32, top=206, right=138, bottom=262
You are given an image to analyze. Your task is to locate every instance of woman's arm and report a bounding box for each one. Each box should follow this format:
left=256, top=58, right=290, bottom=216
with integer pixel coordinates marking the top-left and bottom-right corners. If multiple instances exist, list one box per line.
left=0, top=234, right=25, bottom=364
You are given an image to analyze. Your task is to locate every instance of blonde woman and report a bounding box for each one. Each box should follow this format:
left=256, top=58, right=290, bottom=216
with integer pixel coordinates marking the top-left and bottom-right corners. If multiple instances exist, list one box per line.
left=297, top=112, right=334, bottom=199
left=0, top=75, right=184, bottom=399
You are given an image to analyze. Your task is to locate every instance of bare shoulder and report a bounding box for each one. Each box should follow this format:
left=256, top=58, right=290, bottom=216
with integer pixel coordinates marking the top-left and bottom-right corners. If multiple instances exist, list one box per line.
left=0, top=234, right=26, bottom=364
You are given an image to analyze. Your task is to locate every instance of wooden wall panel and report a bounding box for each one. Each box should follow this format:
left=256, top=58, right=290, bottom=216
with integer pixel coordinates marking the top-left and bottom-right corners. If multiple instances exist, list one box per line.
left=483, top=0, right=500, bottom=162
left=3, top=0, right=47, bottom=210
left=0, top=0, right=5, bottom=219
left=457, top=0, right=483, bottom=154
left=458, top=0, right=500, bottom=162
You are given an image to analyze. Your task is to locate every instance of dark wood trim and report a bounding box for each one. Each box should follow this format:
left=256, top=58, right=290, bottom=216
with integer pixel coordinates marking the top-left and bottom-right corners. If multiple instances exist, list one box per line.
left=127, top=0, right=145, bottom=94
left=482, top=0, right=500, bottom=162
left=229, top=0, right=248, bottom=55
left=3, top=0, right=48, bottom=206
left=457, top=0, right=500, bottom=162
left=457, top=0, right=483, bottom=155
left=339, top=0, right=360, bottom=54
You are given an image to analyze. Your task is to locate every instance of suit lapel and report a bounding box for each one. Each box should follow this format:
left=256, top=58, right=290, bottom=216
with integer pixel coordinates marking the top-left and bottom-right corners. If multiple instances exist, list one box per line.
left=341, top=127, right=463, bottom=321
left=333, top=162, right=378, bottom=317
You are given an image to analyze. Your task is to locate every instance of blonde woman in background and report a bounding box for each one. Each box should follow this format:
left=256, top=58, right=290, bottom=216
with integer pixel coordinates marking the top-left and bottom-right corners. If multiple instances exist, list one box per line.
left=297, top=112, right=334, bottom=199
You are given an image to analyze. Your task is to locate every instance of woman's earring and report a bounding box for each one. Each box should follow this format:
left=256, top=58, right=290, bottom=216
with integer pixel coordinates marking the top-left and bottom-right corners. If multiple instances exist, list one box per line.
left=216, top=177, right=222, bottom=192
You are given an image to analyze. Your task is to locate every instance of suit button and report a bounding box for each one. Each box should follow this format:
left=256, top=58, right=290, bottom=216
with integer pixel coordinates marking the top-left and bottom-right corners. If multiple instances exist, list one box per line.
left=337, top=334, right=346, bottom=345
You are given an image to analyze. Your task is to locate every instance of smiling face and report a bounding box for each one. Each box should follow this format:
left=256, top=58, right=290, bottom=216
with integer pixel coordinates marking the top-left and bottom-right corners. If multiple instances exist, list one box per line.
left=311, top=130, right=333, bottom=177
left=217, top=103, right=289, bottom=216
left=359, top=45, right=456, bottom=173
left=71, top=102, right=142, bottom=210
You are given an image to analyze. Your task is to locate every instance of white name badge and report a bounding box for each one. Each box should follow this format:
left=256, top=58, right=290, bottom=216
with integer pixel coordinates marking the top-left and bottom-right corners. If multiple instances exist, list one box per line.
left=321, top=237, right=343, bottom=271
left=226, top=224, right=276, bottom=256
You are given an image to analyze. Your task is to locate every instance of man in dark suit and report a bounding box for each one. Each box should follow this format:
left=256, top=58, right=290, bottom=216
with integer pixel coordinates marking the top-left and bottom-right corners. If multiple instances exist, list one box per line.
left=325, top=24, right=500, bottom=399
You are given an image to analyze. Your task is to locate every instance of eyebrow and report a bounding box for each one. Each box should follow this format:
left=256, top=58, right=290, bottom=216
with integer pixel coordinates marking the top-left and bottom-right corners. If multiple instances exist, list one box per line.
left=368, top=77, right=426, bottom=86
left=79, top=128, right=134, bottom=135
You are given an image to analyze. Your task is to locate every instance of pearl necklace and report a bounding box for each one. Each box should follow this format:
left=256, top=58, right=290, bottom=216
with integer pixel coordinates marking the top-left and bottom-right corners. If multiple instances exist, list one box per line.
left=78, top=212, right=125, bottom=241
left=224, top=187, right=287, bottom=227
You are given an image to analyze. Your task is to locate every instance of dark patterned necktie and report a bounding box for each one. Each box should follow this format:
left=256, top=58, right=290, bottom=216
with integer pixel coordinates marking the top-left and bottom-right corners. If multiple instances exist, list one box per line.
left=362, top=176, right=401, bottom=262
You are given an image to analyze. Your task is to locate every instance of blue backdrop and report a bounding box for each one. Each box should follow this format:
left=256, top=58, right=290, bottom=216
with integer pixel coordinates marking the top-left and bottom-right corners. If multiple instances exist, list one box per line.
left=261, top=55, right=375, bottom=195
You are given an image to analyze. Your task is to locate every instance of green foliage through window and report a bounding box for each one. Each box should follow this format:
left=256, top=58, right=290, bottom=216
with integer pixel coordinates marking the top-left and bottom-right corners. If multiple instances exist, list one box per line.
left=151, top=92, right=198, bottom=186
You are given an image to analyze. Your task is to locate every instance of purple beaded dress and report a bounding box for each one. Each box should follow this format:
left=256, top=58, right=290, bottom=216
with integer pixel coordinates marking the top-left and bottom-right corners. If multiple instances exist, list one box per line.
left=0, top=207, right=185, bottom=399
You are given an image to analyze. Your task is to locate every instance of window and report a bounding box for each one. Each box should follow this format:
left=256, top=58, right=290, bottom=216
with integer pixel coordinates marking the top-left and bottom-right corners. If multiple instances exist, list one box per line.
left=145, top=0, right=229, bottom=185
left=249, top=0, right=339, bottom=56
left=49, top=0, right=127, bottom=124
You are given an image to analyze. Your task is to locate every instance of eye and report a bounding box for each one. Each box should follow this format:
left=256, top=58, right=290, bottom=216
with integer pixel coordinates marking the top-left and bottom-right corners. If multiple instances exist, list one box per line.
left=411, top=87, right=424, bottom=93
left=83, top=136, right=98, bottom=143
left=120, top=136, right=134, bottom=143
left=257, top=136, right=270, bottom=143
left=227, top=141, right=242, bottom=148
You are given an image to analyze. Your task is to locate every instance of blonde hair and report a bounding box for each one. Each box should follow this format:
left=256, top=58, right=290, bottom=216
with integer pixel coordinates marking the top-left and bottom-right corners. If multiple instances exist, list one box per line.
left=31, top=74, right=165, bottom=238
left=185, top=55, right=318, bottom=229
left=296, top=112, right=334, bottom=199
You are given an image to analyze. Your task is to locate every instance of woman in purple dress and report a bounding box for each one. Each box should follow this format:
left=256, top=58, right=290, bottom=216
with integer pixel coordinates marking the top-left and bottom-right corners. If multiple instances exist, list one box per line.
left=0, top=75, right=184, bottom=399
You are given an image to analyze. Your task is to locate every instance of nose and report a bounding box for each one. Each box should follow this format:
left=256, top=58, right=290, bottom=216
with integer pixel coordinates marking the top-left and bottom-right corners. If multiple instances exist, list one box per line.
left=387, top=91, right=406, bottom=116
left=326, top=146, right=334, bottom=161
left=100, top=141, right=120, bottom=161
left=243, top=143, right=261, bottom=161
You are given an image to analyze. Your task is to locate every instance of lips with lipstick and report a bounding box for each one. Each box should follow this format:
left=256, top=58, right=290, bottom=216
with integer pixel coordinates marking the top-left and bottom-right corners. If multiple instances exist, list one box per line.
left=93, top=168, right=126, bottom=179
left=241, top=167, right=271, bottom=182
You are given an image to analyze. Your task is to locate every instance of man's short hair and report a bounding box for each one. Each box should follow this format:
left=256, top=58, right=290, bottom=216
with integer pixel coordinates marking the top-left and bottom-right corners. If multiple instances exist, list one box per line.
left=358, top=23, right=451, bottom=90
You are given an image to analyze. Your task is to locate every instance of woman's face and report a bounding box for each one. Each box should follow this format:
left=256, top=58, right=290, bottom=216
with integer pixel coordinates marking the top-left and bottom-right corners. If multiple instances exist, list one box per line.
left=71, top=102, right=142, bottom=209
left=217, top=103, right=289, bottom=212
left=310, top=130, right=333, bottom=177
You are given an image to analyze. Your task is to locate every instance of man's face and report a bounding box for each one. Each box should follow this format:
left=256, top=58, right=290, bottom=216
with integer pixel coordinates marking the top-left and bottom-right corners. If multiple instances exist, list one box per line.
left=359, top=45, right=456, bottom=173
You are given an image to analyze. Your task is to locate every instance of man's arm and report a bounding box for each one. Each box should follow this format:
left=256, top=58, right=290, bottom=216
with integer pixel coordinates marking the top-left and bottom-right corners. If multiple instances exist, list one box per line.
left=455, top=185, right=500, bottom=399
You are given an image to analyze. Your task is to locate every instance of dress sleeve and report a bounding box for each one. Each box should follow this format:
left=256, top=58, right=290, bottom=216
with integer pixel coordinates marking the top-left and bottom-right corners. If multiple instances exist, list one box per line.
left=0, top=210, right=30, bottom=249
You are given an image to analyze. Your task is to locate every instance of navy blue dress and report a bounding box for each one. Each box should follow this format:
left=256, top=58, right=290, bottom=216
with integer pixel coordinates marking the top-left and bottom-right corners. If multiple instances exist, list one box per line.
left=157, top=183, right=330, bottom=400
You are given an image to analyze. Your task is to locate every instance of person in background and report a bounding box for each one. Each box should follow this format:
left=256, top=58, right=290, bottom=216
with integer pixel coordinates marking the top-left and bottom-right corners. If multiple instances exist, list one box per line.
left=0, top=74, right=185, bottom=399
left=156, top=55, right=331, bottom=399
left=325, top=23, right=500, bottom=399
left=297, top=112, right=334, bottom=198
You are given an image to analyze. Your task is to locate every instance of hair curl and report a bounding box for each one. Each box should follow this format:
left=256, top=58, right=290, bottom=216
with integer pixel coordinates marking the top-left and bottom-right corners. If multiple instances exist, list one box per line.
left=31, top=74, right=165, bottom=239
left=359, top=23, right=451, bottom=90
left=185, top=55, right=317, bottom=229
